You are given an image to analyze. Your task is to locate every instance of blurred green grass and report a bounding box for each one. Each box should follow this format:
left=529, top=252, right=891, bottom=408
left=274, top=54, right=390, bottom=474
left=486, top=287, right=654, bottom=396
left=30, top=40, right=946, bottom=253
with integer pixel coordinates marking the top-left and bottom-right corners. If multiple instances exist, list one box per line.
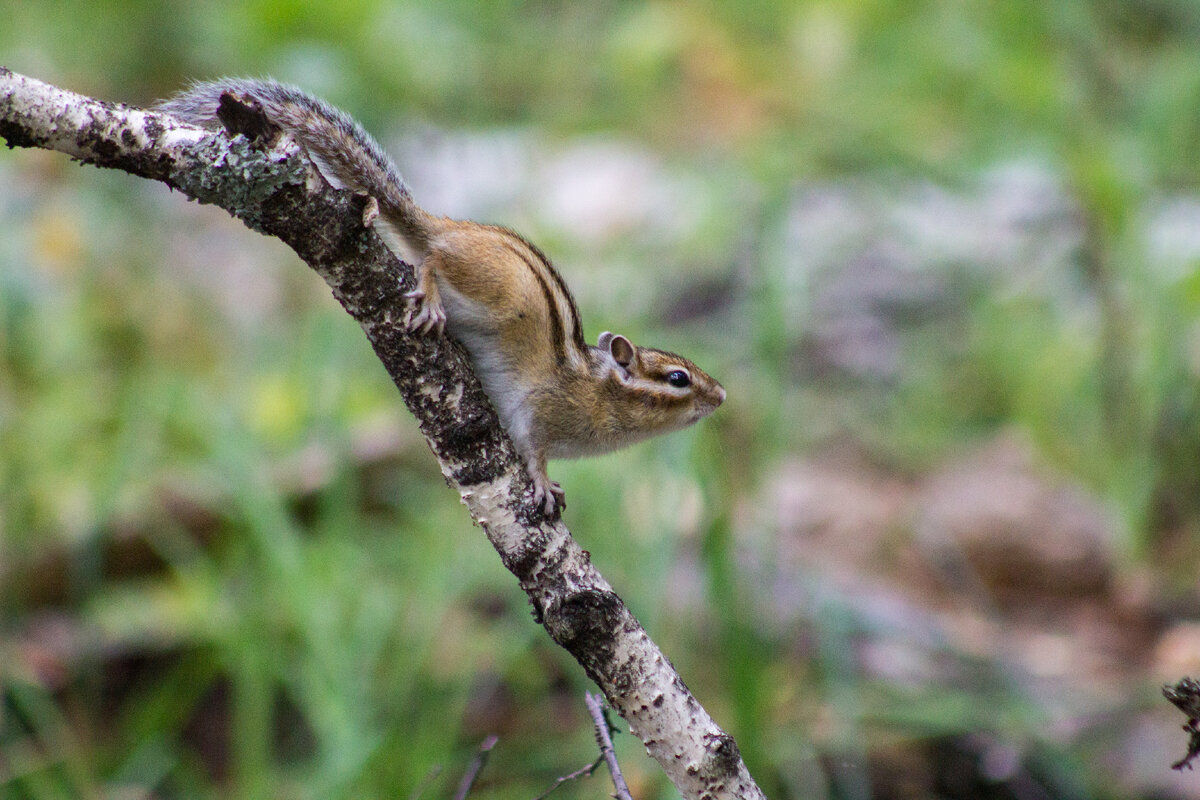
left=4, top=1, right=1200, bottom=798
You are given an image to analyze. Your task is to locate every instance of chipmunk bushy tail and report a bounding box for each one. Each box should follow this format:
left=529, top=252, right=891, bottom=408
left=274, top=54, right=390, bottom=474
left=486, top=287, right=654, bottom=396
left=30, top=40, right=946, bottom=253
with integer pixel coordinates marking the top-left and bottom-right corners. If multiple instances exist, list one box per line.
left=158, top=78, right=432, bottom=256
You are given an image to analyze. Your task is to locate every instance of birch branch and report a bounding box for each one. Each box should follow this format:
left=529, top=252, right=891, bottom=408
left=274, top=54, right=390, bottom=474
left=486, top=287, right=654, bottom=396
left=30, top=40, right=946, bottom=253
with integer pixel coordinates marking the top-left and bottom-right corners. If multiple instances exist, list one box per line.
left=0, top=67, right=765, bottom=800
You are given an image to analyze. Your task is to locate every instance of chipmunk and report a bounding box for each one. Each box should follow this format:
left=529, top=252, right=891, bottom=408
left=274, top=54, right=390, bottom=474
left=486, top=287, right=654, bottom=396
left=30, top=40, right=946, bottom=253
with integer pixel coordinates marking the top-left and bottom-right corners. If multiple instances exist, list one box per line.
left=159, top=79, right=725, bottom=515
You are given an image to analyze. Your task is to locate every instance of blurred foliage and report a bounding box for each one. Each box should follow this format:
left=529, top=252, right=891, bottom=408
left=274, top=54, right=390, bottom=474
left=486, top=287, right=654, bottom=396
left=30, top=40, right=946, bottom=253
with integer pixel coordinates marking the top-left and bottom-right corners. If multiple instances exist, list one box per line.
left=3, top=1, right=1200, bottom=799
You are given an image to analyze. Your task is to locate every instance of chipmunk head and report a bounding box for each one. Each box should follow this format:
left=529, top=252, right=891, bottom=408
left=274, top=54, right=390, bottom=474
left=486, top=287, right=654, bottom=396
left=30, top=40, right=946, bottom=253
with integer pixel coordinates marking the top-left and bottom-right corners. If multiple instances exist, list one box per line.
left=597, top=330, right=725, bottom=433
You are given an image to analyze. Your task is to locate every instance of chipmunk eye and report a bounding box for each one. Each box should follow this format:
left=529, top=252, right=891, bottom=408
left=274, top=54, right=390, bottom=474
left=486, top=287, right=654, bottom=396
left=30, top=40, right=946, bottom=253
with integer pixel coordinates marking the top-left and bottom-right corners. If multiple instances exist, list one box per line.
left=666, top=370, right=691, bottom=388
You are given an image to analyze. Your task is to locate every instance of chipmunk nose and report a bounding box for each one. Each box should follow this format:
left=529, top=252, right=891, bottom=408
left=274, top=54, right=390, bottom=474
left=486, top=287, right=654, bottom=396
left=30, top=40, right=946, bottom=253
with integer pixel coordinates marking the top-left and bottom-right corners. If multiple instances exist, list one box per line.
left=715, top=385, right=726, bottom=406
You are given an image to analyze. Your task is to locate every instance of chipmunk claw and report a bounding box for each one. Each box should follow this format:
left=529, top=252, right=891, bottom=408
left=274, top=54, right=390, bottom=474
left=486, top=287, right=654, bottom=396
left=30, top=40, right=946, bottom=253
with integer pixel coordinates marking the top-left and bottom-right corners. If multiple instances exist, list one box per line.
left=404, top=290, right=447, bottom=335
left=530, top=473, right=565, bottom=517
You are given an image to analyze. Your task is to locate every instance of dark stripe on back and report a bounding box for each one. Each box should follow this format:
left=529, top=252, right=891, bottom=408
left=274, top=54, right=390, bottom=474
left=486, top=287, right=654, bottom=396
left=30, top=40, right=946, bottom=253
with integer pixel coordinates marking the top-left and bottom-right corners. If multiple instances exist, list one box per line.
left=494, top=229, right=586, bottom=352
left=515, top=235, right=588, bottom=354
left=500, top=236, right=568, bottom=365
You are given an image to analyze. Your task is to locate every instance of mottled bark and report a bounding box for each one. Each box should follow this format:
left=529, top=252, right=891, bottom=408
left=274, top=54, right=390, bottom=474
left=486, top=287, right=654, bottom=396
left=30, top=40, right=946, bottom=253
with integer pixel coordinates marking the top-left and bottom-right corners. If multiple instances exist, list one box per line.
left=0, top=68, right=765, bottom=800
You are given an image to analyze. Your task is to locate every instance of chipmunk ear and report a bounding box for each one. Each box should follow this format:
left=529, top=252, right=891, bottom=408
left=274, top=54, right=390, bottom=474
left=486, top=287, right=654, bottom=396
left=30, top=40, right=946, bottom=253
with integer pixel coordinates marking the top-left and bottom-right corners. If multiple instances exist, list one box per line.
left=599, top=331, right=635, bottom=370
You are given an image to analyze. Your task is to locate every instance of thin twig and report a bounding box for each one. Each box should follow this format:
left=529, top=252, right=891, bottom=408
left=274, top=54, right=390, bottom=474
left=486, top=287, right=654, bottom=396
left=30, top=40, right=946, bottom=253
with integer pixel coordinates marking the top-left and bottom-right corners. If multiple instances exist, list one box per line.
left=453, top=734, right=499, bottom=800
left=530, top=755, right=604, bottom=800
left=586, top=691, right=634, bottom=800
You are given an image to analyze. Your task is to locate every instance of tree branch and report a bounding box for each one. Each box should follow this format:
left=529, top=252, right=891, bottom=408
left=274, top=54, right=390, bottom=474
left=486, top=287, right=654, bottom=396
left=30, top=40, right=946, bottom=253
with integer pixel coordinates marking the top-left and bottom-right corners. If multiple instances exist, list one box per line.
left=0, top=68, right=764, bottom=800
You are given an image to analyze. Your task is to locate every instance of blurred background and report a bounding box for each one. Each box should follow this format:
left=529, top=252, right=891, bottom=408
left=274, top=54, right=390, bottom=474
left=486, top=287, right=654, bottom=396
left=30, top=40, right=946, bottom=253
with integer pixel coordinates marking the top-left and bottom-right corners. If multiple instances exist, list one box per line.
left=3, top=1, right=1200, bottom=798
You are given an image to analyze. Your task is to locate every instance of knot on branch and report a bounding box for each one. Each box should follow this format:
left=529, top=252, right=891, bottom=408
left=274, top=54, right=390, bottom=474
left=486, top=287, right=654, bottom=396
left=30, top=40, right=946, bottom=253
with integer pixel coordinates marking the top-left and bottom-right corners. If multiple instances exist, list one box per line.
left=215, top=92, right=283, bottom=144
left=693, top=732, right=741, bottom=777
left=543, top=588, right=625, bottom=656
